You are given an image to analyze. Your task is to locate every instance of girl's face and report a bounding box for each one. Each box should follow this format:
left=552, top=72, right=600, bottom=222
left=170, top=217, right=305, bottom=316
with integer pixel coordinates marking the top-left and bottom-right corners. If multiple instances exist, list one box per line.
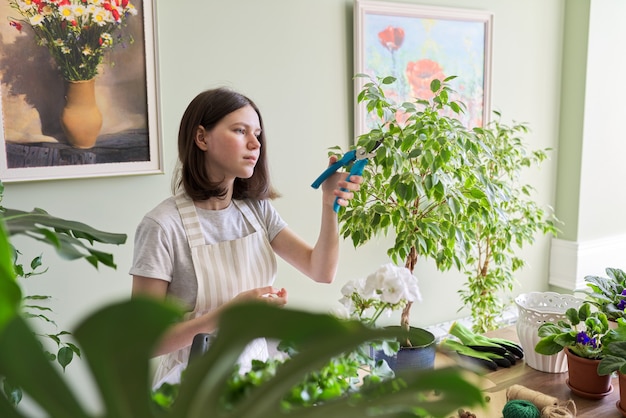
left=197, top=105, right=262, bottom=184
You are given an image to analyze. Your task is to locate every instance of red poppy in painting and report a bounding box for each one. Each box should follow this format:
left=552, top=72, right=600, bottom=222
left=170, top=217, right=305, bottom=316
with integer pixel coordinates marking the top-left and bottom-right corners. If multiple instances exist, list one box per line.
left=405, top=59, right=446, bottom=100
left=378, top=26, right=405, bottom=52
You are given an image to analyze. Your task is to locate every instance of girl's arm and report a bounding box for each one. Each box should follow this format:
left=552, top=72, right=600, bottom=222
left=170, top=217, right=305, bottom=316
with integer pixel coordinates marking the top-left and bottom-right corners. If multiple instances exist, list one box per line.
left=272, top=158, right=362, bottom=283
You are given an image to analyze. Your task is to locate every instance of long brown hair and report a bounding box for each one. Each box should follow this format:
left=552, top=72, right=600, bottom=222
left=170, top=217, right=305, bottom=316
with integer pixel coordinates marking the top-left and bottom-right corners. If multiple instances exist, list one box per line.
left=173, top=87, right=278, bottom=200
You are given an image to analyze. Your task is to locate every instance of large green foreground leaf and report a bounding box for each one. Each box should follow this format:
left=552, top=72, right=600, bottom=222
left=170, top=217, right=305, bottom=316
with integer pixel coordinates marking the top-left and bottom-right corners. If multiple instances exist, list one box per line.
left=0, top=299, right=484, bottom=418
left=74, top=297, right=182, bottom=418
left=176, top=303, right=484, bottom=418
left=175, top=303, right=402, bottom=418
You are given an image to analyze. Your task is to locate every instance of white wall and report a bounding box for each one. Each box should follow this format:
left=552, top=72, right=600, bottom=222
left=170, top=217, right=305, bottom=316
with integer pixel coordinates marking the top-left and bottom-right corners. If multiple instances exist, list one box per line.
left=578, top=0, right=626, bottom=241
left=2, top=0, right=568, bottom=409
left=548, top=0, right=626, bottom=291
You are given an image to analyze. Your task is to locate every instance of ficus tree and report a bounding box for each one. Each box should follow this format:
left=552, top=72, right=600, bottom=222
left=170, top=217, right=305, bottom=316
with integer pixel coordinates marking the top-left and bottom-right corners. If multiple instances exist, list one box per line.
left=338, top=74, right=494, bottom=334
left=459, top=114, right=559, bottom=332
left=337, top=74, right=557, bottom=334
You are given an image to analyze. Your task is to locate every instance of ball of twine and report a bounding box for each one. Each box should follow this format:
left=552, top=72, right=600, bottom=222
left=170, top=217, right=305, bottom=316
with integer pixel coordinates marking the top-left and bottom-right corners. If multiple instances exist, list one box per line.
left=541, top=405, right=576, bottom=418
left=506, top=384, right=558, bottom=409
left=506, top=384, right=576, bottom=418
left=502, top=399, right=541, bottom=418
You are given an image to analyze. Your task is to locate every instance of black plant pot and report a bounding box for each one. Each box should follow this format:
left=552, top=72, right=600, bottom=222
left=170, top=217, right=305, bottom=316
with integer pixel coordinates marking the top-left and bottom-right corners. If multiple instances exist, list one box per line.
left=372, top=326, right=436, bottom=372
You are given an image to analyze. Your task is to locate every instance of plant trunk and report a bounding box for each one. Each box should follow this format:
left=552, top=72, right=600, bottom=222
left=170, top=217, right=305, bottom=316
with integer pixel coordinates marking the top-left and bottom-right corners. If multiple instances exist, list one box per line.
left=401, top=246, right=418, bottom=346
left=405, top=246, right=417, bottom=273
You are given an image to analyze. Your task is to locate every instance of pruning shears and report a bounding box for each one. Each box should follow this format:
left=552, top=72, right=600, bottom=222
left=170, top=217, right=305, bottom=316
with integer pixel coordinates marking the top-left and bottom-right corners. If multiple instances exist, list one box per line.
left=311, top=139, right=383, bottom=212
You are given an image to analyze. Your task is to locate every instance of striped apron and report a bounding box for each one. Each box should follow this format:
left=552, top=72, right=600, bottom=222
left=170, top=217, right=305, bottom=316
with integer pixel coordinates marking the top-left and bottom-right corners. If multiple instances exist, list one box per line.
left=152, top=194, right=277, bottom=388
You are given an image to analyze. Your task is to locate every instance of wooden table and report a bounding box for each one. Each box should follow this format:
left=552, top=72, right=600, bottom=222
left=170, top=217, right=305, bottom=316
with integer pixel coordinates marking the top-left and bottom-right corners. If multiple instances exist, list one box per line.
left=439, top=325, right=623, bottom=417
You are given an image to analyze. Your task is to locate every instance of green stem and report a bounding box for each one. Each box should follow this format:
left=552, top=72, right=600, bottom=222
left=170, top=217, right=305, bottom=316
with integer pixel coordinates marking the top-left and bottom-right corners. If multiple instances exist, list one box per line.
left=367, top=305, right=388, bottom=326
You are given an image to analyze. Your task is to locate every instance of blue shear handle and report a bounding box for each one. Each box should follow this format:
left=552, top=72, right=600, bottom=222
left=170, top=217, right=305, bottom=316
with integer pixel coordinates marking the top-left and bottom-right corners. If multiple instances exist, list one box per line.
left=311, top=150, right=357, bottom=189
left=333, top=158, right=368, bottom=213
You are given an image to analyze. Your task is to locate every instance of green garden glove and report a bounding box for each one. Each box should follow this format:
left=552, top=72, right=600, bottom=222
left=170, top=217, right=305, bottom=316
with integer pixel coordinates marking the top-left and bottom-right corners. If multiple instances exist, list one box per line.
left=448, top=321, right=524, bottom=359
left=439, top=338, right=512, bottom=370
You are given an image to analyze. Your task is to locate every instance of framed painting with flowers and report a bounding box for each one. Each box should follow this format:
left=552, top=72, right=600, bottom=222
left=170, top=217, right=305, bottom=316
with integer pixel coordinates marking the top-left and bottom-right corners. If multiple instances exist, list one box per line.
left=353, top=0, right=493, bottom=135
left=0, top=0, right=162, bottom=182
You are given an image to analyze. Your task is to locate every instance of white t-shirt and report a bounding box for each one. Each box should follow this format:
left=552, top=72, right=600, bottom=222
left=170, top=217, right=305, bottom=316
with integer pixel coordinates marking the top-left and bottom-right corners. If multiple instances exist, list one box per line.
left=129, top=196, right=287, bottom=310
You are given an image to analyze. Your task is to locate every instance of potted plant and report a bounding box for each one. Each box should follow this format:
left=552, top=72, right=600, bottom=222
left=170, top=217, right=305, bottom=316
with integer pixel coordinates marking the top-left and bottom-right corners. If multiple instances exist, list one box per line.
left=535, top=302, right=616, bottom=399
left=580, top=267, right=626, bottom=321
left=337, top=262, right=436, bottom=371
left=339, top=74, right=492, bottom=336
left=337, top=74, right=556, bottom=335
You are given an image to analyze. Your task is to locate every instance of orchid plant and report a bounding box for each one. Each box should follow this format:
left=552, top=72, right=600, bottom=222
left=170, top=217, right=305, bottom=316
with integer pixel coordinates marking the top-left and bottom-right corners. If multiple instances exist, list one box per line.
left=7, top=0, right=138, bottom=81
left=338, top=263, right=421, bottom=327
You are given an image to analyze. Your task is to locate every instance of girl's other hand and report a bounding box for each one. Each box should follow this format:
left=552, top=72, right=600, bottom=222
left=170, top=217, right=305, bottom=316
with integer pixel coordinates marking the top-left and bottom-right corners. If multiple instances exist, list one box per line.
left=233, top=286, right=288, bottom=307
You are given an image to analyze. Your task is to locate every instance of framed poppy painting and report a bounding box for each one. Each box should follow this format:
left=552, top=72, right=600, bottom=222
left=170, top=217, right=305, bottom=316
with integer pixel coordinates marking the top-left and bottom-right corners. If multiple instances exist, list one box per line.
left=0, top=0, right=162, bottom=182
left=354, top=0, right=493, bottom=135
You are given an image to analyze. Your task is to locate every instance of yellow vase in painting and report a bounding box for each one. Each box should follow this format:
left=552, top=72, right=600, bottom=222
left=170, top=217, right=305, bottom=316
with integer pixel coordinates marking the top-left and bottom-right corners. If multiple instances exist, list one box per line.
left=61, top=78, right=103, bottom=149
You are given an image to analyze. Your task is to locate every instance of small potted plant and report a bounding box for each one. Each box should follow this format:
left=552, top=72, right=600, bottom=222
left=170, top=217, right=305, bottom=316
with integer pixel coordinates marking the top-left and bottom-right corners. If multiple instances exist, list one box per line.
left=337, top=262, right=435, bottom=371
left=535, top=302, right=614, bottom=399
left=580, top=267, right=626, bottom=321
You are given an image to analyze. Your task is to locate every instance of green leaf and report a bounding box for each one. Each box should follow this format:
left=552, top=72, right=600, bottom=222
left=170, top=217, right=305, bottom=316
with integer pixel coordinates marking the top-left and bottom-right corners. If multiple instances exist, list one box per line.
left=534, top=335, right=564, bottom=355
left=566, top=307, right=581, bottom=324
left=537, top=323, right=564, bottom=337
left=57, top=346, right=74, bottom=371
left=30, top=255, right=43, bottom=270
left=469, top=188, right=486, bottom=199
left=598, top=355, right=625, bottom=376
left=430, top=78, right=441, bottom=93
left=2, top=208, right=126, bottom=270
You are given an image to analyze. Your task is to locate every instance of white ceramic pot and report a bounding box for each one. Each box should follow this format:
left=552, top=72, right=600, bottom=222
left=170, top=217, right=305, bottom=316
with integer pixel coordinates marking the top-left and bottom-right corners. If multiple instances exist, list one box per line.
left=515, top=291, right=583, bottom=373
